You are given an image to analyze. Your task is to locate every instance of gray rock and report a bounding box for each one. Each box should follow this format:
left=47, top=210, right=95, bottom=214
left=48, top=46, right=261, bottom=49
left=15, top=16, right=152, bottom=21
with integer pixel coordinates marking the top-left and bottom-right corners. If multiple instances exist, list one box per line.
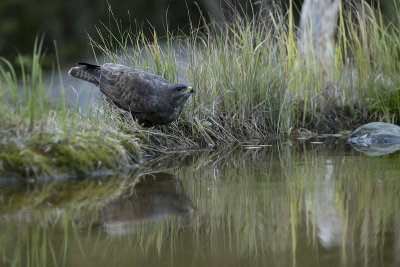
left=348, top=122, right=400, bottom=144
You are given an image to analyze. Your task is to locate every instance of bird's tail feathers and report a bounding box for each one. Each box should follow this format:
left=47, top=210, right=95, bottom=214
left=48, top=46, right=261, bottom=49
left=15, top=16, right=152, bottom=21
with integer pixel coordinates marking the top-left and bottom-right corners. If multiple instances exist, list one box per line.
left=77, top=62, right=99, bottom=68
left=68, top=63, right=101, bottom=85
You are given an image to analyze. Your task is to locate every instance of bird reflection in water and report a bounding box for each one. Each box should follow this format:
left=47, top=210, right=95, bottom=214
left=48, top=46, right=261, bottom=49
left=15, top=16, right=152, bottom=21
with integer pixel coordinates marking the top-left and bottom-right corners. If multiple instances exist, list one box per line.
left=100, top=172, right=193, bottom=235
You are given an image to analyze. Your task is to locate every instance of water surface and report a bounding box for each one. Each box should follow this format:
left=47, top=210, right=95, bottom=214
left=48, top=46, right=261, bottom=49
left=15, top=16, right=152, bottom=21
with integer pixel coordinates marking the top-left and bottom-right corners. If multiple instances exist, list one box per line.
left=1, top=140, right=399, bottom=267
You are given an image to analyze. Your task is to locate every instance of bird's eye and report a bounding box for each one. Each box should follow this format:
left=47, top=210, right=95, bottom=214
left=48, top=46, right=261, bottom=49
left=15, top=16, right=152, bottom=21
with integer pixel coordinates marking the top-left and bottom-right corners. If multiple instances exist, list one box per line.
left=177, top=86, right=184, bottom=91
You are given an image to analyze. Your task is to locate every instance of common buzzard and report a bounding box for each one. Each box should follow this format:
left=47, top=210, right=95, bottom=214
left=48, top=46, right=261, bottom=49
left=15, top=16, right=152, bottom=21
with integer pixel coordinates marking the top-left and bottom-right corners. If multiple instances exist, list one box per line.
left=68, top=63, right=194, bottom=126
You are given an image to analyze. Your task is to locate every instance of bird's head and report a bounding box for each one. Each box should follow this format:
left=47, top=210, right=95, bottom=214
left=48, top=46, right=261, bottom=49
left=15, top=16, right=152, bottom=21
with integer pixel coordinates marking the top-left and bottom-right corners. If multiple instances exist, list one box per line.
left=161, top=83, right=195, bottom=121
left=168, top=83, right=195, bottom=107
left=170, top=84, right=195, bottom=100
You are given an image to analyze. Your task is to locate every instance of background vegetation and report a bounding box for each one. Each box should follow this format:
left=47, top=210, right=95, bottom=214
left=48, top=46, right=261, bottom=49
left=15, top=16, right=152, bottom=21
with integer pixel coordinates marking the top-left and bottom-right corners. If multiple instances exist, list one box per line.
left=0, top=0, right=398, bottom=65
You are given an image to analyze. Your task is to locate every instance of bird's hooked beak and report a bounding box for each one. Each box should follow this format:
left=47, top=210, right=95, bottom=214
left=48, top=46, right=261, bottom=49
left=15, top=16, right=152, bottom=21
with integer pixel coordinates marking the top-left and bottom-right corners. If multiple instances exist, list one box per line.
left=184, top=86, right=195, bottom=94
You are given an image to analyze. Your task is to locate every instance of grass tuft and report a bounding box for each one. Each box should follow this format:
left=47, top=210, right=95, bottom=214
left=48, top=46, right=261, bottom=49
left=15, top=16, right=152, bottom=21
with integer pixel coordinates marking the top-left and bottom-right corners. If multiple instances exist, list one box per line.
left=89, top=0, right=400, bottom=141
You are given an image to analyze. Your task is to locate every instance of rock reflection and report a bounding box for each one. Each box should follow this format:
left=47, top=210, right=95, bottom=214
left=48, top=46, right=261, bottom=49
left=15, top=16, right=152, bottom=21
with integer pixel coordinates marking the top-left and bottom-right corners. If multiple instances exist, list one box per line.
left=100, top=172, right=193, bottom=235
left=350, top=143, right=400, bottom=156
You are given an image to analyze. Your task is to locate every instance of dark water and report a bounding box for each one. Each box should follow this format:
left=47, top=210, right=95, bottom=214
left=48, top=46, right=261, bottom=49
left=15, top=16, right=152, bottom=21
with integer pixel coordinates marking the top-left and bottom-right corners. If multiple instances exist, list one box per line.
left=1, top=140, right=400, bottom=267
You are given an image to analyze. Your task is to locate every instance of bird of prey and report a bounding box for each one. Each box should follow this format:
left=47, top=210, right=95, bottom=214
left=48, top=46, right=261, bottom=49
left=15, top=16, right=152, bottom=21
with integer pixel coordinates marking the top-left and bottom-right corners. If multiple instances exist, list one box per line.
left=68, top=63, right=194, bottom=126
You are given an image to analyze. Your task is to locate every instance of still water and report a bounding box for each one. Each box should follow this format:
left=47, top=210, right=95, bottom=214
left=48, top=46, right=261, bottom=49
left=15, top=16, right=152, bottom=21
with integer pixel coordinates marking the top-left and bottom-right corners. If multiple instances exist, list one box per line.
left=0, top=140, right=399, bottom=267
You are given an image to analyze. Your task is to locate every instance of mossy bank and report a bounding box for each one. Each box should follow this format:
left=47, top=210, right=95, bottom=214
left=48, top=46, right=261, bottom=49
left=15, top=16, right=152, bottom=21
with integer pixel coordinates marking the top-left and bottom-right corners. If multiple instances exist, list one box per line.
left=0, top=106, right=141, bottom=179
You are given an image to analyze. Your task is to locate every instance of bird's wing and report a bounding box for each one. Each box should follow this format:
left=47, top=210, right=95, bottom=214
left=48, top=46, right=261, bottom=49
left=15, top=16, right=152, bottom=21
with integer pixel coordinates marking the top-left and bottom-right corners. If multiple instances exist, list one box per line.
left=99, top=64, right=170, bottom=113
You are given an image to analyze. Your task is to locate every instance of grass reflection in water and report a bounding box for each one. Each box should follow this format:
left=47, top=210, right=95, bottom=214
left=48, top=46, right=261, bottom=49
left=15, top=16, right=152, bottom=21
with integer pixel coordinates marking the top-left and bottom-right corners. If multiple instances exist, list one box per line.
left=0, top=141, right=399, bottom=267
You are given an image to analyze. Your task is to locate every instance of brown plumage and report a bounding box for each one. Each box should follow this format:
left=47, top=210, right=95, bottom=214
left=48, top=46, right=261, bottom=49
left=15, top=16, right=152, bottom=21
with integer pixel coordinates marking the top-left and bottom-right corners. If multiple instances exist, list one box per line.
left=68, top=63, right=194, bottom=125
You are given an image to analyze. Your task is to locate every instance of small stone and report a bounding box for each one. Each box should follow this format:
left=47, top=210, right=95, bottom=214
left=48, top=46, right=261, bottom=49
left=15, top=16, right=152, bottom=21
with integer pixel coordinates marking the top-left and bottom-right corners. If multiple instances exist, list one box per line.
left=348, top=122, right=400, bottom=144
